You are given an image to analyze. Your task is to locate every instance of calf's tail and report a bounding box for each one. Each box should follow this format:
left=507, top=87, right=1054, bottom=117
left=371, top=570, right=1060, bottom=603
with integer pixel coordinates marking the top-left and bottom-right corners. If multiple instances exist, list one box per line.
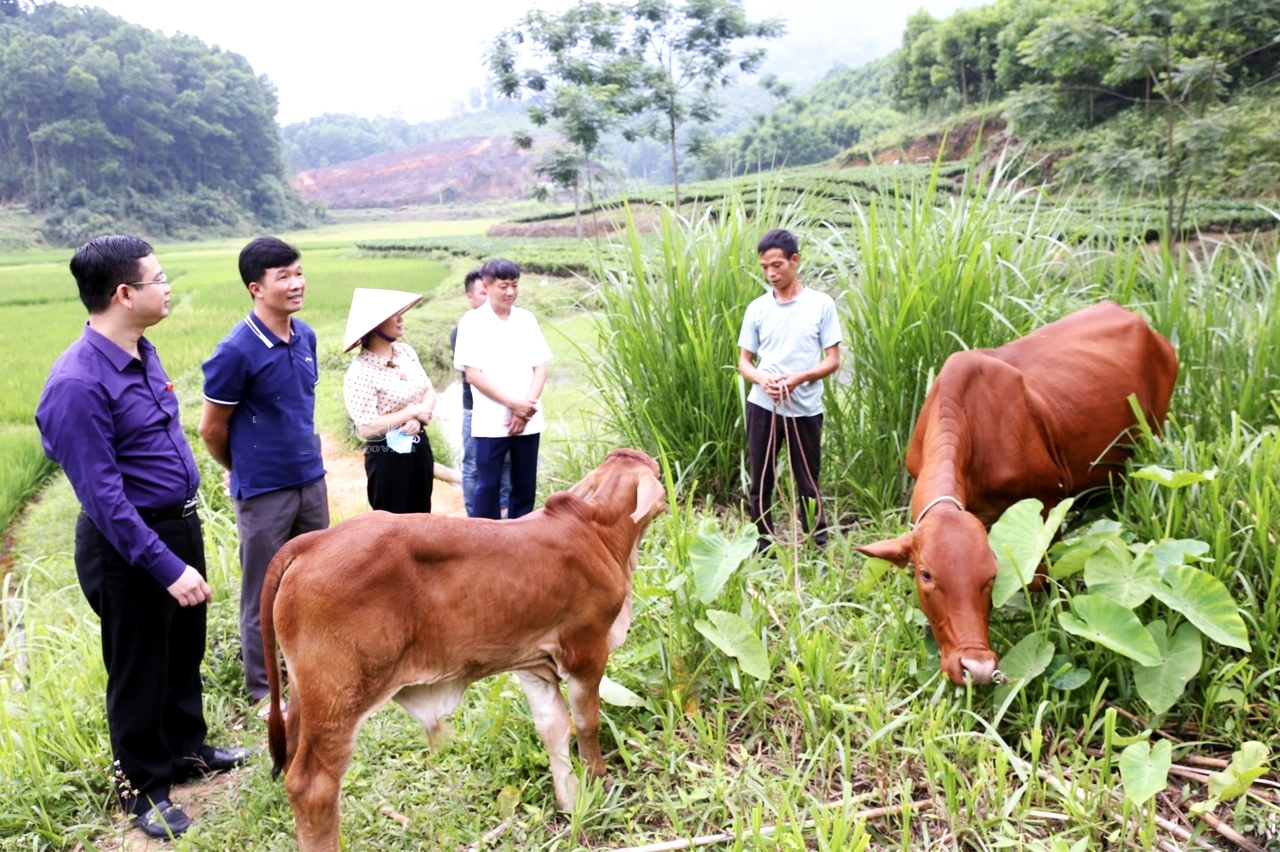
left=260, top=541, right=299, bottom=779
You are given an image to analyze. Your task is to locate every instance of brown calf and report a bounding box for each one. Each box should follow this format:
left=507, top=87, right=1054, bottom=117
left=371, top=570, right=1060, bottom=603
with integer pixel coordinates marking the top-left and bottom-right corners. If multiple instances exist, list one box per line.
left=260, top=449, right=667, bottom=851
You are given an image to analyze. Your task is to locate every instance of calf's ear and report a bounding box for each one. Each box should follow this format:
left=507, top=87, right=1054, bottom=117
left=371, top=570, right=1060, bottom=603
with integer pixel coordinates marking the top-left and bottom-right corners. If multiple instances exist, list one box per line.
left=855, top=534, right=915, bottom=568
left=631, top=474, right=666, bottom=523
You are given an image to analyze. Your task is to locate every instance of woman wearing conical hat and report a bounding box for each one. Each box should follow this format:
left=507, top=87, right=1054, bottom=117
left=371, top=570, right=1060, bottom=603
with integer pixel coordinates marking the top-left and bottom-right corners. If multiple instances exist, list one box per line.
left=341, top=288, right=436, bottom=514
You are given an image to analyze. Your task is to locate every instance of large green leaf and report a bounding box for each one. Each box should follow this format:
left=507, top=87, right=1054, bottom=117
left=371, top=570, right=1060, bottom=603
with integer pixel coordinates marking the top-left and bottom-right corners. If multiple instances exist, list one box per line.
left=694, top=609, right=770, bottom=680
left=1207, top=741, right=1271, bottom=801
left=1119, top=739, right=1172, bottom=806
left=1084, top=543, right=1158, bottom=609
left=1051, top=519, right=1123, bottom=575
left=1058, top=595, right=1162, bottom=665
left=689, top=522, right=757, bottom=604
left=996, top=632, right=1055, bottom=683
left=1133, top=621, right=1202, bottom=716
left=1146, top=565, right=1251, bottom=651
left=1049, top=533, right=1108, bottom=581
left=991, top=497, right=1072, bottom=607
left=1131, top=466, right=1217, bottom=489
left=1151, top=539, right=1212, bottom=576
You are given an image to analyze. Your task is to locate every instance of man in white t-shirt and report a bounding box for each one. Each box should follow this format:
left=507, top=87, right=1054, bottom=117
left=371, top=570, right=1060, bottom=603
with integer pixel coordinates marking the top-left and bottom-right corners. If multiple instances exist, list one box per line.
left=737, top=229, right=843, bottom=551
left=452, top=258, right=551, bottom=519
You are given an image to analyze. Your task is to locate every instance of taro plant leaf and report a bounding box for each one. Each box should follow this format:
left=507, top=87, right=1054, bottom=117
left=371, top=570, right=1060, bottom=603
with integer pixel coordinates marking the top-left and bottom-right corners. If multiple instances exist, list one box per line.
left=689, top=521, right=756, bottom=604
left=599, top=675, right=646, bottom=707
left=1119, top=739, right=1172, bottom=806
left=991, top=633, right=1056, bottom=708
left=997, top=632, right=1055, bottom=683
left=1058, top=595, right=1162, bottom=665
left=1131, top=465, right=1217, bottom=489
left=694, top=609, right=770, bottom=680
left=1082, top=519, right=1123, bottom=536
left=1146, top=565, right=1251, bottom=651
left=1207, top=741, right=1271, bottom=801
left=1084, top=542, right=1158, bottom=609
left=991, top=497, right=1073, bottom=607
left=1133, top=620, right=1202, bottom=716
left=1151, top=538, right=1212, bottom=576
left=1047, top=655, right=1092, bottom=691
left=1050, top=533, right=1108, bottom=581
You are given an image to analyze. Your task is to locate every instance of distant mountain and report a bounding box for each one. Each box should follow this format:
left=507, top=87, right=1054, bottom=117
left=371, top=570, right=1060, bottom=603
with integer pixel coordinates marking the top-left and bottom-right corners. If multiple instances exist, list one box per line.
left=281, top=101, right=533, bottom=173
left=291, top=136, right=543, bottom=209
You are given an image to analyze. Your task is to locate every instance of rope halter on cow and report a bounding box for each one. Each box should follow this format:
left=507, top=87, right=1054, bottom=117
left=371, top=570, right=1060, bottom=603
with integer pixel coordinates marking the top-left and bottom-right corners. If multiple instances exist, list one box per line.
left=912, top=495, right=965, bottom=528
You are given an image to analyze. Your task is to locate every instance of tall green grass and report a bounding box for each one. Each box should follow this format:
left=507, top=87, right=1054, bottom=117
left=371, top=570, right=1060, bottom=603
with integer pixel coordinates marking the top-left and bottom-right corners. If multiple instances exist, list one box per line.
left=585, top=188, right=824, bottom=502
left=815, top=160, right=1101, bottom=518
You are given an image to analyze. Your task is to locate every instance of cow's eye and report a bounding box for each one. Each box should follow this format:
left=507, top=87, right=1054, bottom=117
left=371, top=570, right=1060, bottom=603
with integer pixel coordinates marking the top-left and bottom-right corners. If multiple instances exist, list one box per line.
left=919, top=570, right=933, bottom=583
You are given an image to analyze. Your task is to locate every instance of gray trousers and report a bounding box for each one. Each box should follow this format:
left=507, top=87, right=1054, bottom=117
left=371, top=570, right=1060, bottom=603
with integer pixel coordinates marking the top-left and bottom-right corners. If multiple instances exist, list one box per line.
left=233, top=478, right=329, bottom=701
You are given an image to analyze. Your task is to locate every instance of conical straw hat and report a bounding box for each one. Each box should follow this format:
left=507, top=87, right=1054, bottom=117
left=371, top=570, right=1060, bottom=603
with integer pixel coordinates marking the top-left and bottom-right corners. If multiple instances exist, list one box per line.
left=343, top=288, right=425, bottom=352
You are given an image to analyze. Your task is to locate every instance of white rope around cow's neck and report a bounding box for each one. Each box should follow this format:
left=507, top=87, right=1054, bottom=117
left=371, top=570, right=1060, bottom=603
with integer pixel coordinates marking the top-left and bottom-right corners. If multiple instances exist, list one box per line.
left=913, top=495, right=964, bottom=527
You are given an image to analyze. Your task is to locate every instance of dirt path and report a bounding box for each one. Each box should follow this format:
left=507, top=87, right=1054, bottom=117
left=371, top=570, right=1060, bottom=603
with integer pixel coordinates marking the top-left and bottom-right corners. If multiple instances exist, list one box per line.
left=323, top=434, right=465, bottom=521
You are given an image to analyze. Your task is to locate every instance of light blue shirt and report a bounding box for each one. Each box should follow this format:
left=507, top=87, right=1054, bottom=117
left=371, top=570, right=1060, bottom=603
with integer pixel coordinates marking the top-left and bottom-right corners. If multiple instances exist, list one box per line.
left=738, top=287, right=843, bottom=417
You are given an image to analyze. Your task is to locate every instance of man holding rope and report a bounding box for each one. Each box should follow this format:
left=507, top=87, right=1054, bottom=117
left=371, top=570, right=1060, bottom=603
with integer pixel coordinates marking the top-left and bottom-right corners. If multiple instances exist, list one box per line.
left=737, top=228, right=843, bottom=553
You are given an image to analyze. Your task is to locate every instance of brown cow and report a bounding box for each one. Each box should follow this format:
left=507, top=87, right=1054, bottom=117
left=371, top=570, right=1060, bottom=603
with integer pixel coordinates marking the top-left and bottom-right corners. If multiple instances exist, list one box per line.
left=856, top=302, right=1177, bottom=685
left=260, top=449, right=666, bottom=852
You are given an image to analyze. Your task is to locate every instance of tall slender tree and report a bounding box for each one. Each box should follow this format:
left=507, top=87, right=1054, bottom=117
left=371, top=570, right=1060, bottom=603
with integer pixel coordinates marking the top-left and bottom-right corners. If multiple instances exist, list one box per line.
left=626, top=0, right=783, bottom=213
left=489, top=2, right=641, bottom=237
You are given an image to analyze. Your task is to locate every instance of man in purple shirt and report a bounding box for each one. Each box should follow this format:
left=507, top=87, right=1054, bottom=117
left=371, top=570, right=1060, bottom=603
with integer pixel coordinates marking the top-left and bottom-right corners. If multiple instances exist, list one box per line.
left=36, top=235, right=250, bottom=840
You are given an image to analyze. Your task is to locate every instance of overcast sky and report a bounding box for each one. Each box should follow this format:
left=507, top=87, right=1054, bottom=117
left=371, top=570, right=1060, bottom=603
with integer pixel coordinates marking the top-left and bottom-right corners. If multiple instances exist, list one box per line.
left=86, top=0, right=982, bottom=125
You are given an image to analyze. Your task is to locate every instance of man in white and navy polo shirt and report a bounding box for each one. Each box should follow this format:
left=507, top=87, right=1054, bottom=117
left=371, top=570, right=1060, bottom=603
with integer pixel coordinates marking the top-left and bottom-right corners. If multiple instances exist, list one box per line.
left=198, top=236, right=329, bottom=707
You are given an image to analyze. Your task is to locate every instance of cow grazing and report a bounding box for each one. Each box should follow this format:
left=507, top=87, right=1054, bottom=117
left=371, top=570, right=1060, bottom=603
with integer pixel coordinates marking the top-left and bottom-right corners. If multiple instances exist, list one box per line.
left=260, top=448, right=667, bottom=852
left=856, top=302, right=1177, bottom=685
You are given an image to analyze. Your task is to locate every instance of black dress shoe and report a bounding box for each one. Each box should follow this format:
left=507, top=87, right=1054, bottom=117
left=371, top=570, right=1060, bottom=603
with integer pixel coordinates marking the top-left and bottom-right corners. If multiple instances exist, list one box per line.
left=179, top=745, right=254, bottom=779
left=135, top=799, right=192, bottom=839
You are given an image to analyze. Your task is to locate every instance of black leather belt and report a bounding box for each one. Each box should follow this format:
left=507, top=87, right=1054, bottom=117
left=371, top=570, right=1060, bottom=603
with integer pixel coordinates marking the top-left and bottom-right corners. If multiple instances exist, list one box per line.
left=138, top=496, right=198, bottom=521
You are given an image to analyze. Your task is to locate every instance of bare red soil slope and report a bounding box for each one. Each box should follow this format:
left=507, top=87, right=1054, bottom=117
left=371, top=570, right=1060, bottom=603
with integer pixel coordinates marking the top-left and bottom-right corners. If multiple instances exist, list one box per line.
left=292, top=136, right=540, bottom=209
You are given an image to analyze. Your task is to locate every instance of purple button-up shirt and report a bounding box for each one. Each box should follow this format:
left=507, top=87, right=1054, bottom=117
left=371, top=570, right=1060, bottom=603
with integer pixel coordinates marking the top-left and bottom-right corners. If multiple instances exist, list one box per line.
left=36, top=325, right=200, bottom=587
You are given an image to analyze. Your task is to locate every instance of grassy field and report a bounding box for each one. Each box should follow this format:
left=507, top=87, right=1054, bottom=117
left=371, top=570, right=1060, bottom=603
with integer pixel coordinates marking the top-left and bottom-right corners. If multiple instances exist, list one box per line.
left=0, top=216, right=590, bottom=529
left=2, top=167, right=1279, bottom=851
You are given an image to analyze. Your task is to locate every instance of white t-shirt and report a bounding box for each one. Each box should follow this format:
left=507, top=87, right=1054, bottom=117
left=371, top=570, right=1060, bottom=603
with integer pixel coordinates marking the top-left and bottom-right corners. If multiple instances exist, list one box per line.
left=453, top=301, right=552, bottom=438
left=738, top=286, right=843, bottom=417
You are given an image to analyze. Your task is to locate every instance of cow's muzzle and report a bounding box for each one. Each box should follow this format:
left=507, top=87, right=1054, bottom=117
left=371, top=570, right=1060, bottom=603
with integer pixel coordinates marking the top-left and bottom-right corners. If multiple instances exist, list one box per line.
left=943, top=647, right=1003, bottom=685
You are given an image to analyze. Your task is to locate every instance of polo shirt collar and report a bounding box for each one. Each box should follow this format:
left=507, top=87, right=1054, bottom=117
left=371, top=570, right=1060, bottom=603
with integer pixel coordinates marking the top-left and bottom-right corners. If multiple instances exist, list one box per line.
left=82, top=323, right=153, bottom=372
left=244, top=312, right=291, bottom=348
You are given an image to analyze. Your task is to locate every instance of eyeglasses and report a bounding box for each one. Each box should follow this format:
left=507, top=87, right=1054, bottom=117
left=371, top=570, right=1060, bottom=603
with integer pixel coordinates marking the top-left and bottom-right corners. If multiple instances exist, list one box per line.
left=126, top=272, right=169, bottom=289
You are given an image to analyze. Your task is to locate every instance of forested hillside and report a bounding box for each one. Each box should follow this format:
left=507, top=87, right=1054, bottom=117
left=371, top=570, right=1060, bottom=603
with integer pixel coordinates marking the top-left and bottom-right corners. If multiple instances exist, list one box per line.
left=2, top=0, right=1276, bottom=243
left=706, top=0, right=1280, bottom=202
left=699, top=57, right=900, bottom=178
left=0, top=1, right=312, bottom=244
left=281, top=99, right=533, bottom=173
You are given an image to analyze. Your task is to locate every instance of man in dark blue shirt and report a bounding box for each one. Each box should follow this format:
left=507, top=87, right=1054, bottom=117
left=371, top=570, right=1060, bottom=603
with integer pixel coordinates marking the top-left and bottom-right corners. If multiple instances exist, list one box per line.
left=199, top=236, right=329, bottom=708
left=36, top=235, right=250, bottom=839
